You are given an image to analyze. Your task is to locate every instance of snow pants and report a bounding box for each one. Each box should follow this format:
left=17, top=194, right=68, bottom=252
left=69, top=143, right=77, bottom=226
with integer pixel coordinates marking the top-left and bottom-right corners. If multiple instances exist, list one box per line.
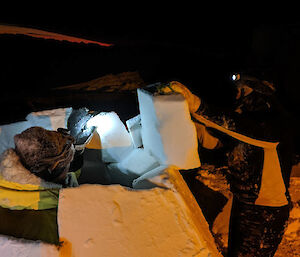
left=227, top=197, right=289, bottom=257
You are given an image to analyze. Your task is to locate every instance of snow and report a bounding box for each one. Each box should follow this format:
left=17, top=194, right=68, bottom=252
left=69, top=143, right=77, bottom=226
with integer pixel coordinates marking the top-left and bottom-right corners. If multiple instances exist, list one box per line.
left=0, top=174, right=221, bottom=257
left=118, top=148, right=160, bottom=176
left=132, top=165, right=169, bottom=189
left=58, top=183, right=219, bottom=257
left=87, top=112, right=134, bottom=163
left=26, top=108, right=72, bottom=131
left=0, top=108, right=72, bottom=155
left=126, top=115, right=143, bottom=148
left=0, top=92, right=222, bottom=257
left=0, top=235, right=58, bottom=257
left=275, top=177, right=300, bottom=257
left=195, top=167, right=300, bottom=257
left=137, top=88, right=200, bottom=169
left=0, top=121, right=32, bottom=156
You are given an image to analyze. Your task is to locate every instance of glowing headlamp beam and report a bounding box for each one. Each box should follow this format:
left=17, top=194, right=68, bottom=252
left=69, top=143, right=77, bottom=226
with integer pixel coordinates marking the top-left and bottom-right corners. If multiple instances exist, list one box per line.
left=86, top=113, right=114, bottom=134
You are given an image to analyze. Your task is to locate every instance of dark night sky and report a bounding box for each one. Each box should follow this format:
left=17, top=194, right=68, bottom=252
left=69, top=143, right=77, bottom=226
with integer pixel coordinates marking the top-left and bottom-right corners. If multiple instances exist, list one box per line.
left=0, top=20, right=255, bottom=94
left=1, top=20, right=300, bottom=120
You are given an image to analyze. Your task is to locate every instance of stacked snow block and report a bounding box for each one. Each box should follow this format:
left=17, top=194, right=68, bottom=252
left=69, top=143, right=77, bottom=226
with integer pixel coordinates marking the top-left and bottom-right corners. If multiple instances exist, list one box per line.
left=87, top=112, right=161, bottom=185
left=118, top=148, right=160, bottom=176
left=137, top=88, right=200, bottom=170
left=84, top=111, right=158, bottom=186
left=103, top=88, right=201, bottom=188
left=101, top=88, right=201, bottom=188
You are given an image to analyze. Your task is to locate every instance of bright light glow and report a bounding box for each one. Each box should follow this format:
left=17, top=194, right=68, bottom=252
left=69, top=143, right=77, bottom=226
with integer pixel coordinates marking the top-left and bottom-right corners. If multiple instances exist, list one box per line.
left=232, top=73, right=240, bottom=81
left=86, top=113, right=115, bottom=135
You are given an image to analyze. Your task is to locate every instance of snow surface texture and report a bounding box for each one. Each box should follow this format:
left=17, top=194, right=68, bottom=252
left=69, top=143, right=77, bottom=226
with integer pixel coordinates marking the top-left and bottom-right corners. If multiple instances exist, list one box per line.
left=0, top=108, right=72, bottom=155
left=58, top=184, right=215, bottom=257
left=137, top=88, right=200, bottom=169
left=275, top=177, right=300, bottom=257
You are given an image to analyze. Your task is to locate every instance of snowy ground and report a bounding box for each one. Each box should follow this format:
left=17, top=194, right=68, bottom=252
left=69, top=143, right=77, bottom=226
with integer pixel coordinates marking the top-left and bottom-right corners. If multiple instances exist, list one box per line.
left=275, top=177, right=300, bottom=257
left=189, top=167, right=300, bottom=257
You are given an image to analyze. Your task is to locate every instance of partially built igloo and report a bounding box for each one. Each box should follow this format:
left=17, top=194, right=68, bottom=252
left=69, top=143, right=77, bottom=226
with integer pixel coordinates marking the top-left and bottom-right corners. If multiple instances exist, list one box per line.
left=0, top=85, right=222, bottom=257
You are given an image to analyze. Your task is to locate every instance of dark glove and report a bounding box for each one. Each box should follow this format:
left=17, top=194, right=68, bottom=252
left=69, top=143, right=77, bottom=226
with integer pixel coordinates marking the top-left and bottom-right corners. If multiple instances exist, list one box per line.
left=64, top=172, right=79, bottom=188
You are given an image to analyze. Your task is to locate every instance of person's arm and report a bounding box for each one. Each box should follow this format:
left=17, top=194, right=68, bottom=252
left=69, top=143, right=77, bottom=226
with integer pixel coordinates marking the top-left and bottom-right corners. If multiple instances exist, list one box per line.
left=195, top=122, right=222, bottom=150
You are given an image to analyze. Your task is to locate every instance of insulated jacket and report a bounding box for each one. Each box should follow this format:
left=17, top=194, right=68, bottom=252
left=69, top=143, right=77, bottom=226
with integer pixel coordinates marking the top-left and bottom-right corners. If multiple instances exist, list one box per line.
left=193, top=89, right=300, bottom=207
left=0, top=149, right=64, bottom=244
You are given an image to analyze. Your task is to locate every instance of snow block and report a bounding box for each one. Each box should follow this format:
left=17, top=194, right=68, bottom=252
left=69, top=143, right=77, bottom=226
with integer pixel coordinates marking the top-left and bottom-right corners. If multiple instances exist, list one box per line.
left=86, top=112, right=133, bottom=163
left=26, top=107, right=72, bottom=131
left=119, top=148, right=160, bottom=176
left=0, top=108, right=72, bottom=156
left=137, top=88, right=200, bottom=169
left=58, top=184, right=220, bottom=257
left=0, top=165, right=221, bottom=257
left=0, top=121, right=32, bottom=155
left=126, top=114, right=143, bottom=148
left=0, top=181, right=221, bottom=257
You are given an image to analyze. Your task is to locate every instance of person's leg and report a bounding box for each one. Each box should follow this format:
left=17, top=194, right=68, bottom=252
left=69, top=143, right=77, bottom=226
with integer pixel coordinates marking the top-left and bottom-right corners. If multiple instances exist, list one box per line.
left=227, top=198, right=289, bottom=257
left=227, top=197, right=245, bottom=257
left=257, top=205, right=289, bottom=256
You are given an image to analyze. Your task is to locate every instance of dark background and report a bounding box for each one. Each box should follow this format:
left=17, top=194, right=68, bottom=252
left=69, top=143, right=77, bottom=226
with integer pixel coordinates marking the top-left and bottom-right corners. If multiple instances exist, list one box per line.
left=1, top=20, right=300, bottom=121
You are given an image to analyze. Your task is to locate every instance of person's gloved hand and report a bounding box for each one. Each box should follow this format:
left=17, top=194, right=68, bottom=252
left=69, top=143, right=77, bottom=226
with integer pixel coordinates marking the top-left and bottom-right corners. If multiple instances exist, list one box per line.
left=64, top=172, right=79, bottom=188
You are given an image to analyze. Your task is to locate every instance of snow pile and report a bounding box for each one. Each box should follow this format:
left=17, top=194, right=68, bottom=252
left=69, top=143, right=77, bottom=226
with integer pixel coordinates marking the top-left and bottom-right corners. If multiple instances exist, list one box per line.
left=275, top=177, right=300, bottom=257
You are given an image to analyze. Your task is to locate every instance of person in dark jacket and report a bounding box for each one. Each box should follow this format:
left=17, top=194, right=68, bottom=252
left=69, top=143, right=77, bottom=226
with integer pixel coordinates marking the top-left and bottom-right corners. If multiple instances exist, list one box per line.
left=192, top=73, right=297, bottom=257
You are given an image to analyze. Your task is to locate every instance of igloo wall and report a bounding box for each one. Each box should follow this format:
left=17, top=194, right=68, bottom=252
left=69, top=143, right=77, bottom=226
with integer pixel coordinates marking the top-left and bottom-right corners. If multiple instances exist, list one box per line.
left=0, top=89, right=221, bottom=257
